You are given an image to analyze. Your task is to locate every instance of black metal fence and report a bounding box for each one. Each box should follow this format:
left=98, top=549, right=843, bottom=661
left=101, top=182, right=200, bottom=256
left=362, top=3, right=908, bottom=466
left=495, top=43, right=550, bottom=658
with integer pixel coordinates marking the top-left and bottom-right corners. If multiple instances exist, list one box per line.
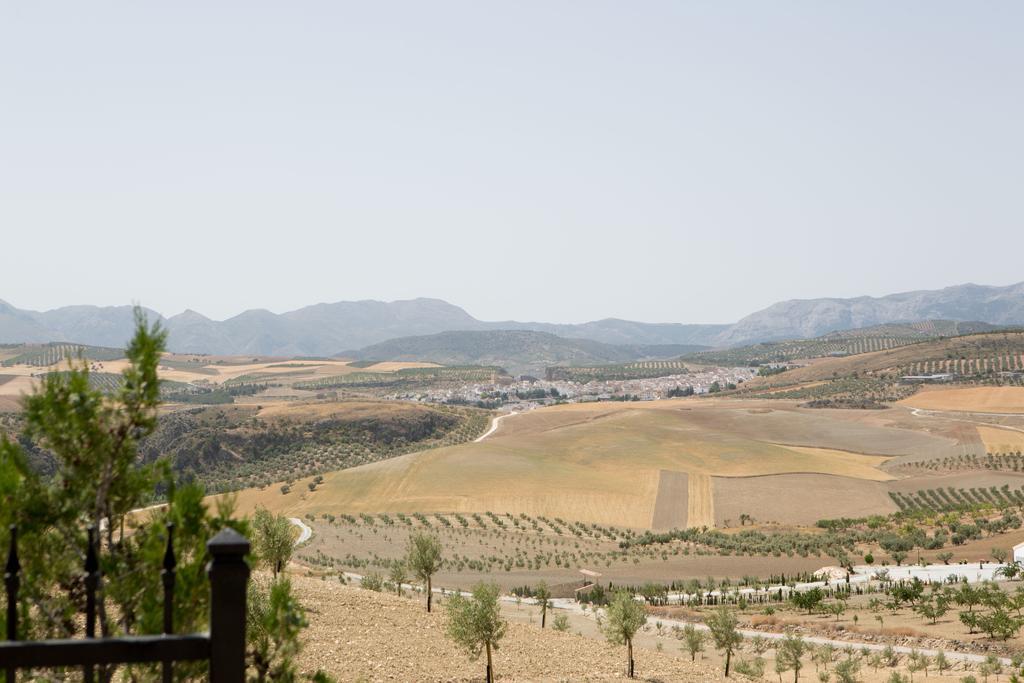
left=1, top=524, right=250, bottom=683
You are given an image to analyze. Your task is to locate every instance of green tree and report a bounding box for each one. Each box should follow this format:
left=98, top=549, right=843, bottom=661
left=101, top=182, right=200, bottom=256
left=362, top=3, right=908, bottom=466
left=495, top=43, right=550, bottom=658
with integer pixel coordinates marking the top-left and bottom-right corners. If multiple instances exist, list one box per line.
left=833, top=657, right=861, bottom=683
left=534, top=580, right=551, bottom=628
left=791, top=588, right=825, bottom=614
left=551, top=613, right=570, bottom=632
left=682, top=623, right=705, bottom=661
left=406, top=532, right=443, bottom=612
left=446, top=582, right=508, bottom=683
left=915, top=596, right=948, bottom=624
left=253, top=507, right=294, bottom=578
left=777, top=631, right=809, bottom=683
left=706, top=606, right=743, bottom=677
left=247, top=577, right=307, bottom=683
left=388, top=561, right=408, bottom=596
left=0, top=312, right=326, bottom=682
left=906, top=650, right=929, bottom=682
left=602, top=591, right=648, bottom=679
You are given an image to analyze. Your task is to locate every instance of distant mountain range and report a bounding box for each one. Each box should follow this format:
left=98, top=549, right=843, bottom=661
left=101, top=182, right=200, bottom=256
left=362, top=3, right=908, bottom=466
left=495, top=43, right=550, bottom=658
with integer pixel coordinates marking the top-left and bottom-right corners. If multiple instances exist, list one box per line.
left=718, top=281, right=1024, bottom=346
left=2, top=281, right=1024, bottom=356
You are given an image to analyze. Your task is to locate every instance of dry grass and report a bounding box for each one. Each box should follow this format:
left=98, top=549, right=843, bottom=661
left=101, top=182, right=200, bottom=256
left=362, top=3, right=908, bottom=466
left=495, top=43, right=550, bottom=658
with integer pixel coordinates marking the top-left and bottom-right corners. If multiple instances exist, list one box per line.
left=976, top=424, right=1024, bottom=453
left=290, top=573, right=728, bottom=682
left=686, top=473, right=714, bottom=529
left=237, top=400, right=914, bottom=528
left=899, top=386, right=1024, bottom=413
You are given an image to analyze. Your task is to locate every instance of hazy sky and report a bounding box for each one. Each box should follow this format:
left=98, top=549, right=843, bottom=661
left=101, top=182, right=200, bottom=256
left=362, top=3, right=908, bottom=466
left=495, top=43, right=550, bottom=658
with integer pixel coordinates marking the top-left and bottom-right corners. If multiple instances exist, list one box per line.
left=2, top=2, right=1022, bottom=324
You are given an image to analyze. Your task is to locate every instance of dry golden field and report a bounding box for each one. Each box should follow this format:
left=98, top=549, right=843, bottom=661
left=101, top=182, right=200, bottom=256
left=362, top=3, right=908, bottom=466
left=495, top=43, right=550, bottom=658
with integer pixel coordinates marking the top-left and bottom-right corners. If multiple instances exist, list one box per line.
left=0, top=353, right=440, bottom=408
left=233, top=399, right=965, bottom=529
left=899, top=386, right=1024, bottom=414
left=975, top=424, right=1024, bottom=453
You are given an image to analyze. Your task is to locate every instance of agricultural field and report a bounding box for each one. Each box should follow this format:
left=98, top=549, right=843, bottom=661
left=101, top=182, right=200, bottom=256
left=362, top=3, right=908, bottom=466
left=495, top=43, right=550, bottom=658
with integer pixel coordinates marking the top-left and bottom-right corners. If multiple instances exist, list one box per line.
left=0, top=350, right=448, bottom=410
left=545, top=360, right=690, bottom=382
left=685, top=321, right=1005, bottom=368
left=899, top=386, right=1024, bottom=414
left=0, top=342, right=125, bottom=367
left=292, top=365, right=501, bottom=390
left=744, top=377, right=918, bottom=407
left=742, top=332, right=1024, bottom=393
left=230, top=398, right=974, bottom=530
left=686, top=335, right=925, bottom=367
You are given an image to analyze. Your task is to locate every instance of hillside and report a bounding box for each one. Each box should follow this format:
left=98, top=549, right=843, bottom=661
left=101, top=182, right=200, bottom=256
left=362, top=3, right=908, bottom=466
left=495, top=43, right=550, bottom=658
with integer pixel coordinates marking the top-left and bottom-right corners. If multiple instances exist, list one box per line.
left=343, top=330, right=702, bottom=375
left=742, top=331, right=1024, bottom=391
left=687, top=320, right=1005, bottom=366
left=291, top=574, right=727, bottom=682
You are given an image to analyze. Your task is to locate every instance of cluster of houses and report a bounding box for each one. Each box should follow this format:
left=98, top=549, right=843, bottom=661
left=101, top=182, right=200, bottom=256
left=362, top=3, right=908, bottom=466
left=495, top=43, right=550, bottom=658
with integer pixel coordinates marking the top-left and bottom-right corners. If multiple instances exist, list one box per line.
left=388, top=366, right=756, bottom=409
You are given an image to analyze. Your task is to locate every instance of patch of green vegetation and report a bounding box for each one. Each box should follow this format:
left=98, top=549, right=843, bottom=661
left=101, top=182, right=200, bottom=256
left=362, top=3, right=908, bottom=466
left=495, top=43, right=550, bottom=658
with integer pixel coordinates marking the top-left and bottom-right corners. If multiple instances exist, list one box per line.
left=744, top=377, right=916, bottom=405
left=546, top=360, right=690, bottom=382
left=138, top=403, right=492, bottom=492
left=890, top=484, right=1024, bottom=516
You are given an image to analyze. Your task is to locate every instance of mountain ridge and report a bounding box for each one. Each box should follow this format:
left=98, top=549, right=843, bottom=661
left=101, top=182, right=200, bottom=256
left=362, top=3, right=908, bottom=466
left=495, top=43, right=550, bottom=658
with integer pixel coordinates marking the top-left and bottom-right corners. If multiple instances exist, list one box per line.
left=3, top=281, right=1024, bottom=355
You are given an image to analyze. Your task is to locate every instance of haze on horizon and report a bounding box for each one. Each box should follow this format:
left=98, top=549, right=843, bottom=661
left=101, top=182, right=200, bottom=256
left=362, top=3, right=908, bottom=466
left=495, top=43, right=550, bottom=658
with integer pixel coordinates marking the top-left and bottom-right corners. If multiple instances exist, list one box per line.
left=2, top=2, right=1022, bottom=325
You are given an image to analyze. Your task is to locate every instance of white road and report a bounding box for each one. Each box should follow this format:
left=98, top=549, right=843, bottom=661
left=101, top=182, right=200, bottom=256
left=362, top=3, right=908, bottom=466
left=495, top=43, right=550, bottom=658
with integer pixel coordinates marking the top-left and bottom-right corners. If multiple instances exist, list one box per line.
left=474, top=411, right=519, bottom=442
left=289, top=517, right=313, bottom=545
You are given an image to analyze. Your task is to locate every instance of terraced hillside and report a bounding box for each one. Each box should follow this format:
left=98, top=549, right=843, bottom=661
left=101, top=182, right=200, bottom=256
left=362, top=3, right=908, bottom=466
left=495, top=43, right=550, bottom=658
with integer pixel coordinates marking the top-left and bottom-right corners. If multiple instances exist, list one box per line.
left=0, top=342, right=125, bottom=366
left=686, top=320, right=1002, bottom=367
left=545, top=359, right=690, bottom=382
left=292, top=365, right=502, bottom=390
left=742, top=331, right=1024, bottom=392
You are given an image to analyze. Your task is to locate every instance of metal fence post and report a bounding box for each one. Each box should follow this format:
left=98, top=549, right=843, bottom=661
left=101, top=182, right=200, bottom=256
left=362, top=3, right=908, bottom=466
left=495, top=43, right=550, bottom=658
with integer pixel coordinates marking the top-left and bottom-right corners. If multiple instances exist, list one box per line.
left=5, top=526, right=20, bottom=683
left=207, top=528, right=249, bottom=683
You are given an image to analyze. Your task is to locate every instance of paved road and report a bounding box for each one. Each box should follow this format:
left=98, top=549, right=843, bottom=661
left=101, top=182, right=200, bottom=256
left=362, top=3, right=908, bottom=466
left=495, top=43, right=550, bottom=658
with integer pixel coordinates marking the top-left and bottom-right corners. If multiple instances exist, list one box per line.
left=474, top=411, right=519, bottom=442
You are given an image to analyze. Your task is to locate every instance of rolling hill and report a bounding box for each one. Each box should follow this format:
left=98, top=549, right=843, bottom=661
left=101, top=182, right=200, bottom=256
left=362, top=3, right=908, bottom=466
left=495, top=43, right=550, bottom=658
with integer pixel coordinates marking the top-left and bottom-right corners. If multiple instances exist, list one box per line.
left=741, top=330, right=1024, bottom=391
left=341, top=330, right=702, bottom=376
left=685, top=320, right=1006, bottom=366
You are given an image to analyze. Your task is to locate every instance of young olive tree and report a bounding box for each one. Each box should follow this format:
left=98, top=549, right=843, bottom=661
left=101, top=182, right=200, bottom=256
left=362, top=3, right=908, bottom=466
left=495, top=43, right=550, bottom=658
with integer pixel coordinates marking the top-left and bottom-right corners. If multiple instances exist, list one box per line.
left=534, top=581, right=551, bottom=628
left=389, top=561, right=408, bottom=596
left=706, top=606, right=743, bottom=677
left=682, top=623, right=705, bottom=661
left=253, top=507, right=295, bottom=578
left=446, top=582, right=507, bottom=683
left=602, top=591, right=647, bottom=679
left=777, top=631, right=809, bottom=683
left=407, top=532, right=443, bottom=612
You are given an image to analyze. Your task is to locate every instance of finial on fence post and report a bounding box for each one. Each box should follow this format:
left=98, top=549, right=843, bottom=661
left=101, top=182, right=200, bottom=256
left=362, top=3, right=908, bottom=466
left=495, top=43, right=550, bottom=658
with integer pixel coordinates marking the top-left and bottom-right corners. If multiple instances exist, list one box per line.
left=207, top=527, right=250, bottom=683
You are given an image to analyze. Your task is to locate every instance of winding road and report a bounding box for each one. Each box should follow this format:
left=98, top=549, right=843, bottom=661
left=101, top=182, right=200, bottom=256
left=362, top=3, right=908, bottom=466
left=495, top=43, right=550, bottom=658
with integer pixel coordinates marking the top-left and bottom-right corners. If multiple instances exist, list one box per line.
left=474, top=411, right=519, bottom=442
left=289, top=517, right=313, bottom=545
